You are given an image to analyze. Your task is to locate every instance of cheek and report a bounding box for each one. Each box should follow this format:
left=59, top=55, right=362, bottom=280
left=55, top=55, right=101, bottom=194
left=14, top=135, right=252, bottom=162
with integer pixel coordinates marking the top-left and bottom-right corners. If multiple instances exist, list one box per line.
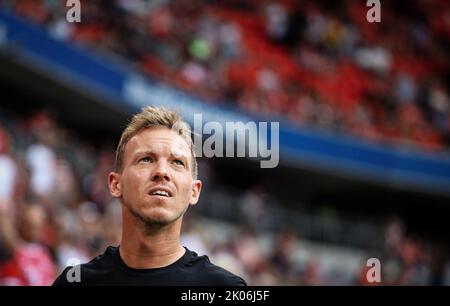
left=175, top=177, right=193, bottom=199
left=122, top=170, right=147, bottom=195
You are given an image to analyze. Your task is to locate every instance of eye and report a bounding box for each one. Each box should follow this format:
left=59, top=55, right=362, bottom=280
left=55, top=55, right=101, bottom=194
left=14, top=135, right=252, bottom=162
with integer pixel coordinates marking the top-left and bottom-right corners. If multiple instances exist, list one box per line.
left=173, top=159, right=184, bottom=166
left=139, top=157, right=152, bottom=163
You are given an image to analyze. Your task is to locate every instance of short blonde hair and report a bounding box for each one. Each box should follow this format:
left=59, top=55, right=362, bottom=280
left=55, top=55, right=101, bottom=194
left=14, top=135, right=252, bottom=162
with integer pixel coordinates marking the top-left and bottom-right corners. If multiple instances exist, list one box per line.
left=115, top=106, right=197, bottom=179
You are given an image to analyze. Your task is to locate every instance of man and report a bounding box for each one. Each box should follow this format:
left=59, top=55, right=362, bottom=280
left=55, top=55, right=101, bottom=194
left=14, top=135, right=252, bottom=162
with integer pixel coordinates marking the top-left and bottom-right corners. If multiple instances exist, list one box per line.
left=53, top=106, right=246, bottom=285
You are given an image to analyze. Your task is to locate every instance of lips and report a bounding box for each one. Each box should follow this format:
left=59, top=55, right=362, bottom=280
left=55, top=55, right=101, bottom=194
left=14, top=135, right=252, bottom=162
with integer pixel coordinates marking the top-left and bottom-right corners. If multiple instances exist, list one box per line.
left=148, top=186, right=173, bottom=197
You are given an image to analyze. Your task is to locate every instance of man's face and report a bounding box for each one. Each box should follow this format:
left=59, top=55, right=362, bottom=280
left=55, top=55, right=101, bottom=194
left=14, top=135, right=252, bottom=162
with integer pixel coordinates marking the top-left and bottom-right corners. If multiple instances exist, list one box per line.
left=108, top=128, right=202, bottom=226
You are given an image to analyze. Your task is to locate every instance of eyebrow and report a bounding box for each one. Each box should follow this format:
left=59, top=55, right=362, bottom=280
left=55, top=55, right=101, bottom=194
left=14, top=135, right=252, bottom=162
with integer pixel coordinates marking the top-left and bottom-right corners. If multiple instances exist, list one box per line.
left=134, top=149, right=156, bottom=157
left=134, top=149, right=190, bottom=162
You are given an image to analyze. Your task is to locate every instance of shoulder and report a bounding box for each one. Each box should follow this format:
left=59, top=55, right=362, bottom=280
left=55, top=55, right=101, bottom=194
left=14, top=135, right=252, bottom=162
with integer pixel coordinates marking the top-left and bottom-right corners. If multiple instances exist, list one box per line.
left=52, top=246, right=117, bottom=286
left=184, top=249, right=247, bottom=286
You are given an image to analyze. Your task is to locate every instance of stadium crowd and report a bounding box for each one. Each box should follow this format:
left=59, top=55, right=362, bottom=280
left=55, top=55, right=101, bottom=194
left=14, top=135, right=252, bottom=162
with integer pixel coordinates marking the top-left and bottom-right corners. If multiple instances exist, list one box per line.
left=2, top=0, right=449, bottom=151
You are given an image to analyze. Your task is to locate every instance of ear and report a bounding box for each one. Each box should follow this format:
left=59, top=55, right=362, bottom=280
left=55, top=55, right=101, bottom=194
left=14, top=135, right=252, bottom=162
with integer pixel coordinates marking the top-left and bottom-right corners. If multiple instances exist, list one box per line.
left=189, top=180, right=202, bottom=206
left=108, top=172, right=122, bottom=198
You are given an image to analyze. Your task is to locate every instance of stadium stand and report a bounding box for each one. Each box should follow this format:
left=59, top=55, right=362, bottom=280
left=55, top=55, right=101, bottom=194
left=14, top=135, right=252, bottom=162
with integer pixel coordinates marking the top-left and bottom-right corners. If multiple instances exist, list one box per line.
left=3, top=0, right=448, bottom=151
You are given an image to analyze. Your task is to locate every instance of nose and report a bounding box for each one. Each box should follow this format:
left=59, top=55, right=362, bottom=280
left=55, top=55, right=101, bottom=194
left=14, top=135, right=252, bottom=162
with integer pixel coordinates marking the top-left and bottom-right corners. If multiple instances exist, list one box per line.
left=151, top=159, right=170, bottom=182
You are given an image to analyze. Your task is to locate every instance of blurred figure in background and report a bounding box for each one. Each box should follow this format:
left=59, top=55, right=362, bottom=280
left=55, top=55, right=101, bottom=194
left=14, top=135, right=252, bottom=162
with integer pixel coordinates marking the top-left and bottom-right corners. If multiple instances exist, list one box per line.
left=0, top=204, right=55, bottom=285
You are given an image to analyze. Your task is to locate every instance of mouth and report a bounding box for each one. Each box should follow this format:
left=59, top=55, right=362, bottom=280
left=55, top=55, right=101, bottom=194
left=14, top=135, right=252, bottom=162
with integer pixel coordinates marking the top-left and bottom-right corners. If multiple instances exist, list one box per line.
left=148, top=187, right=173, bottom=198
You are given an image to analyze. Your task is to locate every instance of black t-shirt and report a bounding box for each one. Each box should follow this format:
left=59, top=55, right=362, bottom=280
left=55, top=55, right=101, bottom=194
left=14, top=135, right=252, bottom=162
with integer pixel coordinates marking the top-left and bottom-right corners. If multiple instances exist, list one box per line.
left=52, top=246, right=247, bottom=286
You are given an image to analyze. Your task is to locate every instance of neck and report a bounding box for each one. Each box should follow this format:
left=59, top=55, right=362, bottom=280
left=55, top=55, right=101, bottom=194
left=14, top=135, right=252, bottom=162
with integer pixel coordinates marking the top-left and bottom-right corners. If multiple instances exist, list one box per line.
left=119, top=208, right=185, bottom=269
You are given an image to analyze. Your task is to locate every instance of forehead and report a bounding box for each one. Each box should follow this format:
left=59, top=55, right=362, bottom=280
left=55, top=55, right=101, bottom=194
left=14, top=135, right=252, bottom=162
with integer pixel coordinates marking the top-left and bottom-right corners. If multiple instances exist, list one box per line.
left=125, top=127, right=191, bottom=158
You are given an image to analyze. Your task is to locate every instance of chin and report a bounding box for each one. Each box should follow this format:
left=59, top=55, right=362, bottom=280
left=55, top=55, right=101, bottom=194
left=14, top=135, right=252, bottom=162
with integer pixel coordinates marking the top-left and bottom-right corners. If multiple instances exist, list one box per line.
left=124, top=200, right=185, bottom=226
left=140, top=208, right=181, bottom=225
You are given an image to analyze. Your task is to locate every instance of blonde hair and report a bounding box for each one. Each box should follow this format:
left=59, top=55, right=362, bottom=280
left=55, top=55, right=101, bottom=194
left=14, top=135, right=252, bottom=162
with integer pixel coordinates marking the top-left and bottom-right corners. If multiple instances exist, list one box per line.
left=115, top=106, right=197, bottom=179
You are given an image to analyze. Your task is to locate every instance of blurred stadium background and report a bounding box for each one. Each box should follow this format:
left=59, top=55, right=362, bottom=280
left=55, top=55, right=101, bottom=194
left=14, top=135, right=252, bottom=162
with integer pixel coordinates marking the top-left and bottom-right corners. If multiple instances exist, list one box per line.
left=0, top=0, right=449, bottom=285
